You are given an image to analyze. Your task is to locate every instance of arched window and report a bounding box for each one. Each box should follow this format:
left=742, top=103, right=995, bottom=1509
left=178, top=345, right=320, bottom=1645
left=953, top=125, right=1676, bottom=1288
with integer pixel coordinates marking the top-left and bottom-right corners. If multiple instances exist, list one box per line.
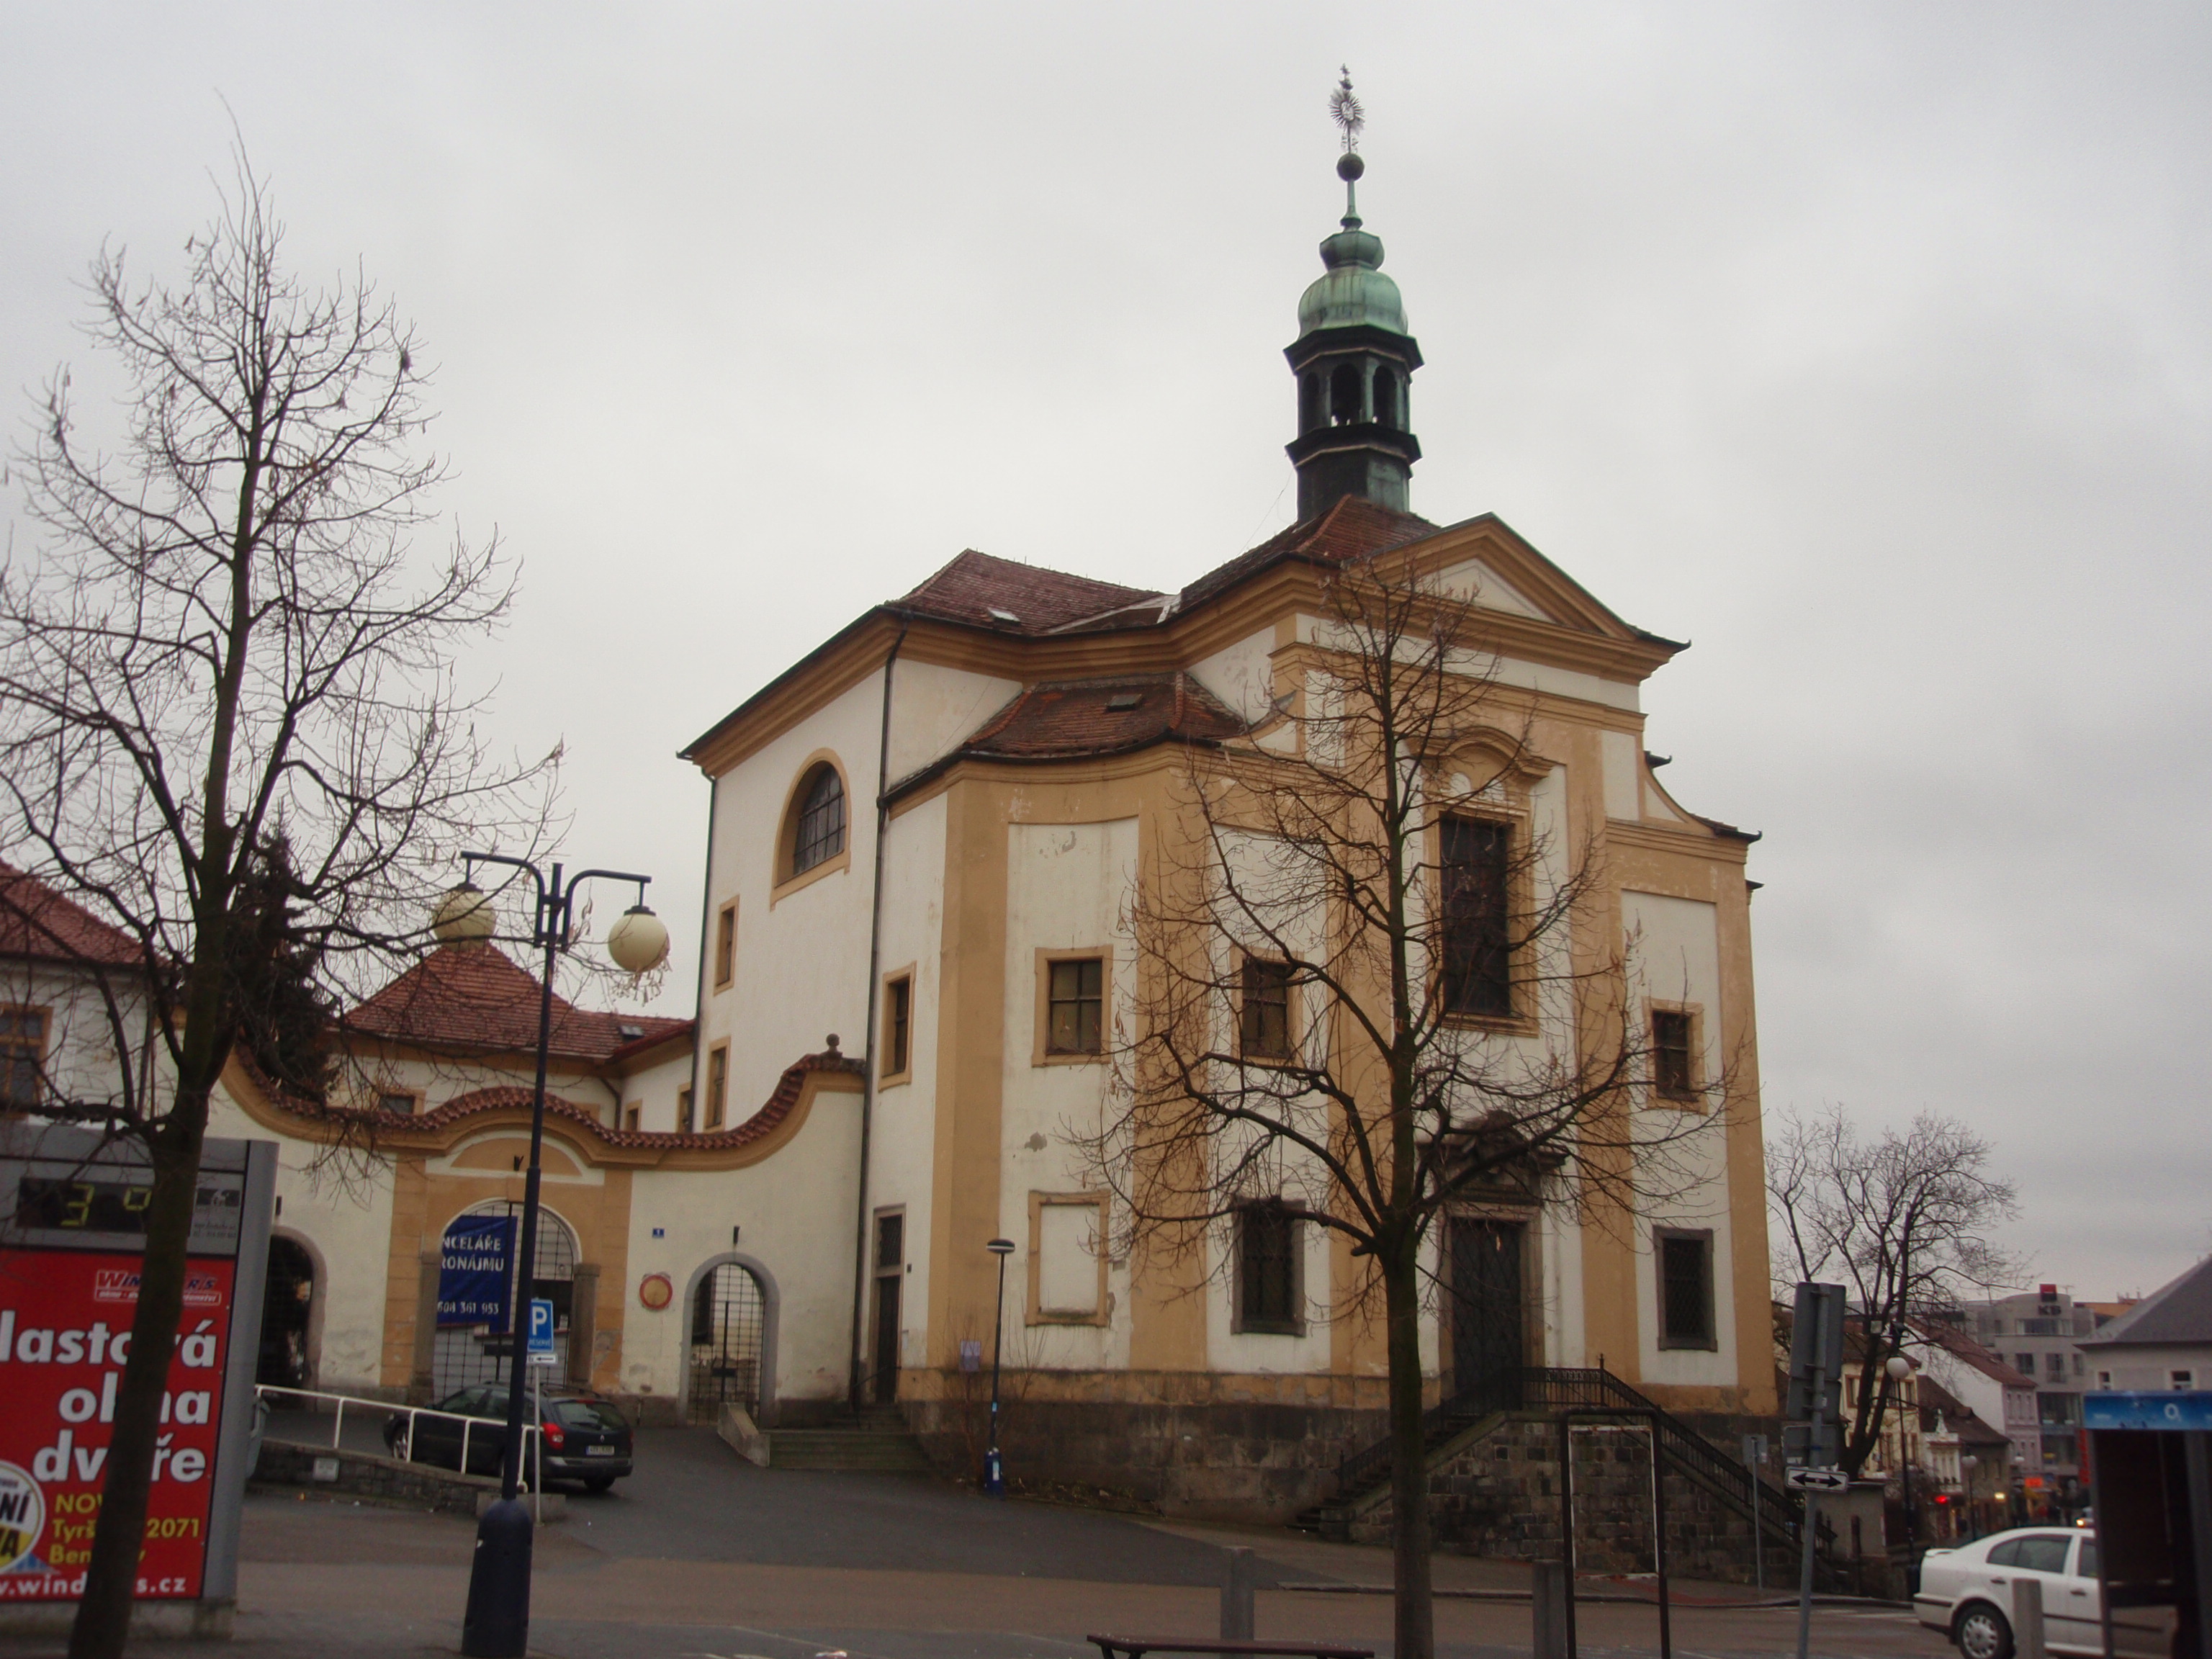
left=791, top=764, right=846, bottom=876
left=1329, top=363, right=1364, bottom=426
left=1372, top=366, right=1400, bottom=430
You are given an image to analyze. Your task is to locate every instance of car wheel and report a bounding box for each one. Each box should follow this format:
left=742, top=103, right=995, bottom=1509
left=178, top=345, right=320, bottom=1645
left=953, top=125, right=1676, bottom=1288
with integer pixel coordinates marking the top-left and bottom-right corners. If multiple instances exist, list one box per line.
left=1956, top=1604, right=2014, bottom=1659
left=386, top=1423, right=410, bottom=1461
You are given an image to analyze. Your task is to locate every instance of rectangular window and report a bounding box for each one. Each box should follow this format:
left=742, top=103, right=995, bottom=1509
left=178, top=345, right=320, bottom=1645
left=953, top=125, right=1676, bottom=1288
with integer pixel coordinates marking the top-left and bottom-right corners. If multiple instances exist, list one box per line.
left=2016, top=1353, right=2035, bottom=1376
left=1, top=1009, right=47, bottom=1108
left=1657, top=1229, right=1716, bottom=1349
left=2096, top=1370, right=2113, bottom=1390
left=1239, top=958, right=1292, bottom=1061
left=1651, top=1009, right=1695, bottom=1098
left=706, top=1045, right=728, bottom=1130
left=2174, top=1370, right=2195, bottom=1391
left=2046, top=1353, right=2065, bottom=1382
left=714, top=901, right=737, bottom=989
left=1047, top=957, right=1105, bottom=1056
left=876, top=1210, right=904, bottom=1272
left=1033, top=1199, right=1105, bottom=1320
left=883, top=973, right=912, bottom=1080
left=624, top=1103, right=642, bottom=1132
left=376, top=1090, right=417, bottom=1115
left=1440, top=817, right=1512, bottom=1017
left=677, top=1085, right=695, bottom=1135
left=1236, top=1202, right=1301, bottom=1334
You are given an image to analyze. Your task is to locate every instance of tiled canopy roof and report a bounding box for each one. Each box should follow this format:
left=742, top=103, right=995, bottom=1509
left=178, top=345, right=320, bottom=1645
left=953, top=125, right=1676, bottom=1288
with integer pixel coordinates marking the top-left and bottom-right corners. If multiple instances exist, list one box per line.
left=962, top=673, right=1246, bottom=760
left=0, top=863, right=145, bottom=967
left=343, top=943, right=690, bottom=1061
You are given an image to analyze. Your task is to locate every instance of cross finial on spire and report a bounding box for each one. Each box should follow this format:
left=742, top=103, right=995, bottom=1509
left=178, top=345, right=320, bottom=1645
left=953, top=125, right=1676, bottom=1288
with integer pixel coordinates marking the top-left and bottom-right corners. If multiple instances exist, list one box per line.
left=1328, top=69, right=1367, bottom=227
left=1329, top=68, right=1364, bottom=151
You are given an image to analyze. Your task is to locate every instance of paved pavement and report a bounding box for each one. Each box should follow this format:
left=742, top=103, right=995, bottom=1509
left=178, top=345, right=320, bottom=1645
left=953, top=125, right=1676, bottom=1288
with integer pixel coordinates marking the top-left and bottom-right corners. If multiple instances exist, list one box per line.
left=0, top=1429, right=1955, bottom=1659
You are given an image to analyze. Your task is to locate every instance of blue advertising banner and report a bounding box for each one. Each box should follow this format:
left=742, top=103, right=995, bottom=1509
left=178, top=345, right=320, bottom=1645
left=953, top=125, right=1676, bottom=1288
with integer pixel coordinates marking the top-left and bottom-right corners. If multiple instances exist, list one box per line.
left=2082, top=1390, right=2212, bottom=1432
left=436, top=1213, right=514, bottom=1328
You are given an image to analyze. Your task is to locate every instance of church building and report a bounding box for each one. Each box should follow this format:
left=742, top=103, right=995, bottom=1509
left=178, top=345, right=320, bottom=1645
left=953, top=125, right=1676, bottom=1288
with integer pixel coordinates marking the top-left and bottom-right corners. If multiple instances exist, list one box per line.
left=176, top=127, right=1776, bottom=1521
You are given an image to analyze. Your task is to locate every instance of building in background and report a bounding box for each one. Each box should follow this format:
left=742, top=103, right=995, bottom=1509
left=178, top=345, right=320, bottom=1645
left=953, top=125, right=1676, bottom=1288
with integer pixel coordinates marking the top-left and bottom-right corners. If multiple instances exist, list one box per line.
left=2080, top=1256, right=2212, bottom=1394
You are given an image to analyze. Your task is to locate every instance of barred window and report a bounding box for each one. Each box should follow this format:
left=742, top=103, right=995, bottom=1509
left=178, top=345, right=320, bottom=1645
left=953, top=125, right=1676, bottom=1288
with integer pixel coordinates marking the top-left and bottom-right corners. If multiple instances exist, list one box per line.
left=1237, top=1202, right=1301, bottom=1334
left=791, top=765, right=846, bottom=876
left=1658, top=1230, right=1715, bottom=1349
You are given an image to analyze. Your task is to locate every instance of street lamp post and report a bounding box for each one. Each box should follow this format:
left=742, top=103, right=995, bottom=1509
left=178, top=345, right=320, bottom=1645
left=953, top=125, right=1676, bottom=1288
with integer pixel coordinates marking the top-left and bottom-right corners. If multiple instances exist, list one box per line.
left=984, top=1237, right=1015, bottom=1496
left=452, top=857, right=668, bottom=1659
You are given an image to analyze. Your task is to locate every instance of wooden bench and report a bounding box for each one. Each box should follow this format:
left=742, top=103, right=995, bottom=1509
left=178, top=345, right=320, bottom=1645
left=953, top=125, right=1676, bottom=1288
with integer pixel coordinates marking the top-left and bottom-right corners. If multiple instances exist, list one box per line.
left=1087, top=1640, right=1375, bottom=1659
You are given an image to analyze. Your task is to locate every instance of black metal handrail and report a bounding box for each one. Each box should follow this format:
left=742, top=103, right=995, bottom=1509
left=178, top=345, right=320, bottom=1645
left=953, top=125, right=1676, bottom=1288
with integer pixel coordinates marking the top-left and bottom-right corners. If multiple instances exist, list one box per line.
left=1324, top=1364, right=1824, bottom=1557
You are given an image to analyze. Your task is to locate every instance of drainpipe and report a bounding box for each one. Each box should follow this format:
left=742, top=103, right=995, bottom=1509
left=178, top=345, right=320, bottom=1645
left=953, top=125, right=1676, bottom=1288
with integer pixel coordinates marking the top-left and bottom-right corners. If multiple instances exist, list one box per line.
left=685, top=773, right=720, bottom=1130
left=848, top=612, right=909, bottom=1408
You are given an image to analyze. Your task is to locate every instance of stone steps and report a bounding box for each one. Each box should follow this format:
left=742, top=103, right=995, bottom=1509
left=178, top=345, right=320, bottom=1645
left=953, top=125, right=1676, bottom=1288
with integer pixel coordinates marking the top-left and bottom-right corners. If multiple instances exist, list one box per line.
left=765, top=1410, right=934, bottom=1473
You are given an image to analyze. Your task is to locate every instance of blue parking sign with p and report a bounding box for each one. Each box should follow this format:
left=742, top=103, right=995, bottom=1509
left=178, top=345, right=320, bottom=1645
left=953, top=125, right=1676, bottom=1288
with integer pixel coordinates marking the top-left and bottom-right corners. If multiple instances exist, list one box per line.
left=527, top=1297, right=557, bottom=1365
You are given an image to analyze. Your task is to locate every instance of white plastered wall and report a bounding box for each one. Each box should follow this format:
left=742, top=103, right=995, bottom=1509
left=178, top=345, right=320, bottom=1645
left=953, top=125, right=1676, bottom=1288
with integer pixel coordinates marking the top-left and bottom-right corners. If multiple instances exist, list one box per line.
left=866, top=789, right=948, bottom=1367
left=998, top=818, right=1136, bottom=1372
left=1622, top=889, right=1737, bottom=1389
left=203, top=1082, right=395, bottom=1393
left=700, top=673, right=888, bottom=1117
left=1188, top=626, right=1279, bottom=726
left=885, top=659, right=1022, bottom=784
left=616, top=1094, right=862, bottom=1412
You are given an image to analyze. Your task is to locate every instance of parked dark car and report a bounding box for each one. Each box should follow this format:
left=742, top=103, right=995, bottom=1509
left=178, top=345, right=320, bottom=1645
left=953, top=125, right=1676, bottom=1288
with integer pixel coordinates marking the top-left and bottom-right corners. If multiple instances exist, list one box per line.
left=386, top=1383, right=634, bottom=1492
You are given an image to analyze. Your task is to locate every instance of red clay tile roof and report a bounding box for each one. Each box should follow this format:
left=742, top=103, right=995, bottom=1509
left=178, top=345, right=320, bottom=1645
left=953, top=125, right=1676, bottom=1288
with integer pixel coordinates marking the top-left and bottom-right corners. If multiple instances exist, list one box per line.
left=882, top=673, right=1246, bottom=799
left=1172, top=495, right=1441, bottom=616
left=343, top=943, right=691, bottom=1061
left=899, top=550, right=1164, bottom=635
left=0, top=863, right=146, bottom=967
left=419, top=1046, right=862, bottom=1149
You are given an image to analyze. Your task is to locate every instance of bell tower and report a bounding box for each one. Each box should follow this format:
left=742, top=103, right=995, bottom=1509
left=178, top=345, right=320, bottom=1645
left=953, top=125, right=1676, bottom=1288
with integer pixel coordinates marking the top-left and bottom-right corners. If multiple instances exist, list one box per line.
left=1285, top=75, right=1422, bottom=518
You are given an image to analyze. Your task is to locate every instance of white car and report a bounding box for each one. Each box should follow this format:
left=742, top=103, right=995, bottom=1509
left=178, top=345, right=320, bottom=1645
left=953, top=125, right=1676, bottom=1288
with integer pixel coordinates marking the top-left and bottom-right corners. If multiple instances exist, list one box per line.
left=1915, top=1527, right=2169, bottom=1659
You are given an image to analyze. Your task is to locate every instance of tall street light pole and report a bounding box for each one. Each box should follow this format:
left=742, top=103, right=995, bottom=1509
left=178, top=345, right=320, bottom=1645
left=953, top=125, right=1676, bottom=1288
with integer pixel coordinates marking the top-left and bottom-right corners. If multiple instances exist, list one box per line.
left=984, top=1236, right=1015, bottom=1496
left=449, top=857, right=668, bottom=1659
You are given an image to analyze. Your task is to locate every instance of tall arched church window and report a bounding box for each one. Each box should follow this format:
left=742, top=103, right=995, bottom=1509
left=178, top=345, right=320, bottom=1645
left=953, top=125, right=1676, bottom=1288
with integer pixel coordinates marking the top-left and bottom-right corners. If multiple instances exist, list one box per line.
left=791, top=764, right=846, bottom=876
left=1299, top=372, right=1323, bottom=432
left=1372, top=366, right=1400, bottom=431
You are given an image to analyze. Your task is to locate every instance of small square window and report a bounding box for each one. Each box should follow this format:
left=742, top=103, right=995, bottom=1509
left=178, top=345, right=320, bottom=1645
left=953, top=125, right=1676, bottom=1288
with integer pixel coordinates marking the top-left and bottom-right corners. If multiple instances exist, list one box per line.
left=1651, top=1009, right=1695, bottom=1098
left=1047, top=958, right=1104, bottom=1056
left=1239, top=958, right=1292, bottom=1061
left=1657, top=1230, right=1715, bottom=1349
left=377, top=1090, right=416, bottom=1115
left=2173, top=1370, right=2195, bottom=1391
left=1236, top=1202, right=1302, bottom=1335
left=624, top=1103, right=642, bottom=1132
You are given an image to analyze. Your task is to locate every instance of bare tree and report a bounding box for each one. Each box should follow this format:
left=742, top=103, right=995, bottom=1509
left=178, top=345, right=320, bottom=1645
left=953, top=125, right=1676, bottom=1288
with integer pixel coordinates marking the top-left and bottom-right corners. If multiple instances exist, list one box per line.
left=0, top=152, right=552, bottom=1658
left=1768, top=1106, right=2023, bottom=1478
left=1078, top=549, right=1722, bottom=1659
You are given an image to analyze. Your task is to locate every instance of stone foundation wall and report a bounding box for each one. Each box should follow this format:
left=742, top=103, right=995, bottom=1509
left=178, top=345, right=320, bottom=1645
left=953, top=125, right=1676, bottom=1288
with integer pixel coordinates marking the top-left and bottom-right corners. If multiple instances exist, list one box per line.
left=1349, top=1416, right=1791, bottom=1585
left=251, top=1439, right=495, bottom=1514
left=904, top=1395, right=1390, bottom=1521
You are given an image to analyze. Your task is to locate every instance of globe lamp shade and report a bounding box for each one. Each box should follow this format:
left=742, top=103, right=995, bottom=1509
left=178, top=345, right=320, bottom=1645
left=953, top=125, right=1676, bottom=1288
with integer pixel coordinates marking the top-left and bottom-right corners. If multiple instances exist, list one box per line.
left=1886, top=1354, right=1913, bottom=1381
left=431, top=883, right=495, bottom=945
left=606, top=904, right=670, bottom=974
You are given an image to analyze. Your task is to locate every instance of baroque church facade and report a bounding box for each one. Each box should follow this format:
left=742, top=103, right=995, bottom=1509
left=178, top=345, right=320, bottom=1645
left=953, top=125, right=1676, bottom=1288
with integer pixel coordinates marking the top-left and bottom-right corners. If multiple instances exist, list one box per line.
left=148, top=139, right=1772, bottom=1518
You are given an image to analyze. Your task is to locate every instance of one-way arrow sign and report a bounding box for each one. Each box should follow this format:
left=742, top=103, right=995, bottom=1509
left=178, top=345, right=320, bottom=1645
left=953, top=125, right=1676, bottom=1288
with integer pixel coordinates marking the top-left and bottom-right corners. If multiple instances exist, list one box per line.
left=1785, top=1466, right=1850, bottom=1492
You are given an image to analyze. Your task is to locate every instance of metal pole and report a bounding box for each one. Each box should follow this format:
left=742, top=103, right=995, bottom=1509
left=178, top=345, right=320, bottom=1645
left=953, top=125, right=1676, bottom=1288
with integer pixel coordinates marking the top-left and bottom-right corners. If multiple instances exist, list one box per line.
left=1795, top=1294, right=1832, bottom=1659
left=1560, top=1411, right=1578, bottom=1659
left=500, top=863, right=559, bottom=1503
left=986, top=1245, right=1008, bottom=1496
left=1650, top=1413, right=1671, bottom=1659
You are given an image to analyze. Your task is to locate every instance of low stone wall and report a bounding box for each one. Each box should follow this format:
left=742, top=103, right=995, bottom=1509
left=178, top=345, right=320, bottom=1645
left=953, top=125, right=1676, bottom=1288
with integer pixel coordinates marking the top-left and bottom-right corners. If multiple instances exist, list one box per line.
left=251, top=1439, right=496, bottom=1515
left=1346, top=1414, right=1789, bottom=1585
left=904, top=1395, right=1390, bottom=1521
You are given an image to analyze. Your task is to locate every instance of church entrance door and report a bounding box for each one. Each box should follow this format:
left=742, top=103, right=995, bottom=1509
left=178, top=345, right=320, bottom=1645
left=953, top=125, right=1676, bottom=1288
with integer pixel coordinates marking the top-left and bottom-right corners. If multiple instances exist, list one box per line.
left=1449, top=1217, right=1526, bottom=1412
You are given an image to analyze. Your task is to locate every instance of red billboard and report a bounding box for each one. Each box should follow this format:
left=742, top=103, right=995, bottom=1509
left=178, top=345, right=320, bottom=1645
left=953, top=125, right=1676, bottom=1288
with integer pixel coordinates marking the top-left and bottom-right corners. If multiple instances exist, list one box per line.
left=0, top=1250, right=236, bottom=1603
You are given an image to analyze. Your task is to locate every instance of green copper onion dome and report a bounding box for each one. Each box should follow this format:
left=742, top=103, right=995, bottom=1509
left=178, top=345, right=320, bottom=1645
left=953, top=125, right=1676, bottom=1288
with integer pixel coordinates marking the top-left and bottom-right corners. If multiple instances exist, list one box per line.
left=1295, top=152, right=1408, bottom=338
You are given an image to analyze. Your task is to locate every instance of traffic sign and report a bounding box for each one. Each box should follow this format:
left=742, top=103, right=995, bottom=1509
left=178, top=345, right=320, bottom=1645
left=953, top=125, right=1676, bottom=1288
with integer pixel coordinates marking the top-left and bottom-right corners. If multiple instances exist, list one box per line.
left=526, top=1296, right=558, bottom=1367
left=1785, top=1466, right=1850, bottom=1492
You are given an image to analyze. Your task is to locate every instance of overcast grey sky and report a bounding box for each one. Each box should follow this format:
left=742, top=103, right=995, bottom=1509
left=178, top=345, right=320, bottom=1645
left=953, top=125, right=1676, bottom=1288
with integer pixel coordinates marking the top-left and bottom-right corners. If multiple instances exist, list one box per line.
left=3, top=3, right=2206, bottom=1300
